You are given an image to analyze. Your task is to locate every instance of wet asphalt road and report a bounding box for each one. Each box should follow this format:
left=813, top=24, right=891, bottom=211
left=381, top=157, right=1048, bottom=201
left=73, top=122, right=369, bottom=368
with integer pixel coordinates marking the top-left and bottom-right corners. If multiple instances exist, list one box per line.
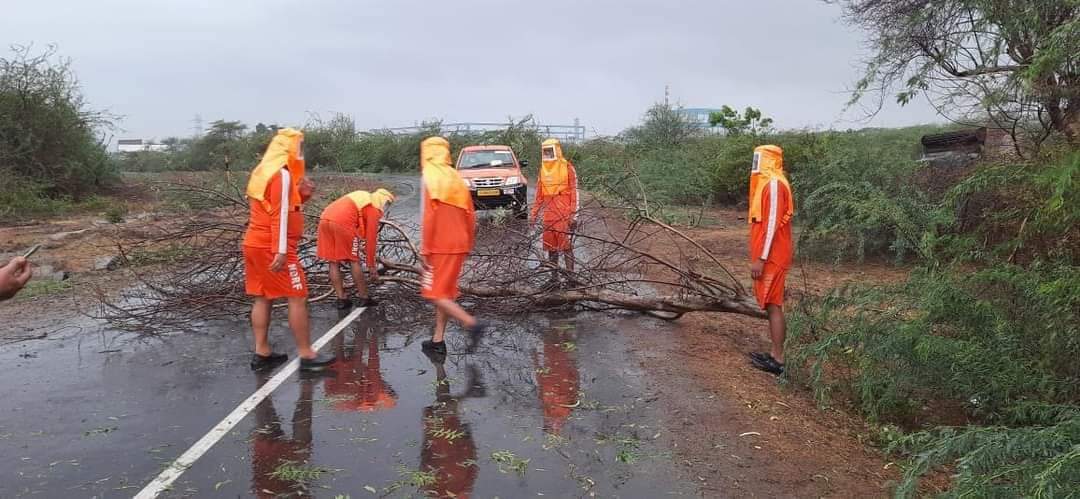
left=0, top=174, right=693, bottom=498
left=2, top=310, right=689, bottom=498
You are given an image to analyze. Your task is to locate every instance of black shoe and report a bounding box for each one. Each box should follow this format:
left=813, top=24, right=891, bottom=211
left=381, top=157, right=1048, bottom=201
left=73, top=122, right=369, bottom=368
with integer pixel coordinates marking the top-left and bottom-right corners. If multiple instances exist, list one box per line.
left=422, top=339, right=447, bottom=354
left=335, top=298, right=352, bottom=310
left=354, top=296, right=378, bottom=308
left=422, top=343, right=446, bottom=364
left=299, top=353, right=335, bottom=372
left=250, top=352, right=288, bottom=371
left=748, top=352, right=785, bottom=376
left=466, top=321, right=489, bottom=353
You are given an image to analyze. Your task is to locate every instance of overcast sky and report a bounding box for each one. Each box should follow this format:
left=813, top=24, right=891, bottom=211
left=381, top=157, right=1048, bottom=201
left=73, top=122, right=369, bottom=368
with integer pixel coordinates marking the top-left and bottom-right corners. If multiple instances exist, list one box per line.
left=8, top=0, right=941, bottom=140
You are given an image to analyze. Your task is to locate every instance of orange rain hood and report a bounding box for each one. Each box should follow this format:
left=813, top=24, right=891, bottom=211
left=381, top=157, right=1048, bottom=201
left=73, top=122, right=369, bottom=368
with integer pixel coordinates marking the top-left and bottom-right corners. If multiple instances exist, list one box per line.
left=246, top=128, right=306, bottom=207
left=420, top=137, right=471, bottom=210
left=748, top=145, right=793, bottom=223
left=346, top=188, right=396, bottom=211
left=540, top=138, right=570, bottom=196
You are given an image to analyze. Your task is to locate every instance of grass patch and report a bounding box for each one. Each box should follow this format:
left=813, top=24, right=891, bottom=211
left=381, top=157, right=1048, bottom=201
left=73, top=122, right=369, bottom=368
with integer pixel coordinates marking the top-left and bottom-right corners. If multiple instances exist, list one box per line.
left=268, top=461, right=339, bottom=484
left=491, top=450, right=530, bottom=475
left=385, top=466, right=438, bottom=494
left=127, top=246, right=195, bottom=266
left=16, top=280, right=73, bottom=300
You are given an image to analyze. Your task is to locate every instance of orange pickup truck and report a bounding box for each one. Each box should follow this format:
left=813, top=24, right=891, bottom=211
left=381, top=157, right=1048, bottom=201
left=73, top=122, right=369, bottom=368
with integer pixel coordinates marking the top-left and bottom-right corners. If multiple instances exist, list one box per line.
left=456, top=145, right=529, bottom=219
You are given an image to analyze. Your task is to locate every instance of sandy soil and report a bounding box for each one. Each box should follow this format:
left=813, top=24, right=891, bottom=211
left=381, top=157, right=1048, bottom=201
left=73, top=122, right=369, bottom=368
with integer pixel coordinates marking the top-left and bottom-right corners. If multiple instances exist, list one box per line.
left=622, top=207, right=910, bottom=497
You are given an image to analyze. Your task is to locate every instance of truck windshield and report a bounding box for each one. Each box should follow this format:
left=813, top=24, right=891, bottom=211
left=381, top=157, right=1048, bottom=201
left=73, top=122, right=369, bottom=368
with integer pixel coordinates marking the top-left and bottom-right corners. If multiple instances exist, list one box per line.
left=458, top=150, right=515, bottom=169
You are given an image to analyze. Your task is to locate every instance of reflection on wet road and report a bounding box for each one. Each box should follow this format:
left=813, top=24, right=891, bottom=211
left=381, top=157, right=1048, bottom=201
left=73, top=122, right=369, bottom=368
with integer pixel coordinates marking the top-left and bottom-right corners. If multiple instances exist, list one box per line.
left=250, top=370, right=314, bottom=498
left=535, top=324, right=581, bottom=436
left=421, top=359, right=480, bottom=498
left=0, top=306, right=689, bottom=498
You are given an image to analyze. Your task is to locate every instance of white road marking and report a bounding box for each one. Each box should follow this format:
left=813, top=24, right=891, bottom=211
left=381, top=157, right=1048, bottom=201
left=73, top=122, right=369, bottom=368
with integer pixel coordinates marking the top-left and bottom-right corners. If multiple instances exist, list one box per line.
left=134, top=307, right=366, bottom=499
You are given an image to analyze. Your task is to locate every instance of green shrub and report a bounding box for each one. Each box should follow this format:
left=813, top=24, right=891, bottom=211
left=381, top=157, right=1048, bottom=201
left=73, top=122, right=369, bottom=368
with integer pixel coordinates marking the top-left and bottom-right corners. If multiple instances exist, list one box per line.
left=788, top=261, right=1080, bottom=497
left=0, top=45, right=118, bottom=213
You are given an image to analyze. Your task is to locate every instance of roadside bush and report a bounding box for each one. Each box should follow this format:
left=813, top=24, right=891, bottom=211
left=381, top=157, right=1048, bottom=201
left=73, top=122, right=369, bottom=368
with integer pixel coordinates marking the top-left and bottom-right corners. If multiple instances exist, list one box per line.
left=787, top=261, right=1080, bottom=497
left=0, top=45, right=118, bottom=216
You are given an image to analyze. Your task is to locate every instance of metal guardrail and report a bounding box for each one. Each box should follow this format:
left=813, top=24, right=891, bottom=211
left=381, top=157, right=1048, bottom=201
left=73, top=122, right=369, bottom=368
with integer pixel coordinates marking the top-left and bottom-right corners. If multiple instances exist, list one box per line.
left=372, top=122, right=586, bottom=142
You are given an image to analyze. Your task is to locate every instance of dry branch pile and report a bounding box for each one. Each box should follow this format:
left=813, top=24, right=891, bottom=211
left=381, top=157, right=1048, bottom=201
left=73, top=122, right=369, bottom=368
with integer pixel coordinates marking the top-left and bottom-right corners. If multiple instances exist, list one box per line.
left=97, top=176, right=764, bottom=333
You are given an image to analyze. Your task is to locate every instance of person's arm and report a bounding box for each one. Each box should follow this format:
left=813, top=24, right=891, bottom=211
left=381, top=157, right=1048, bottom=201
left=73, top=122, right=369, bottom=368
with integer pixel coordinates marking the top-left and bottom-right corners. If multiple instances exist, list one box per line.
left=568, top=163, right=580, bottom=226
left=530, top=175, right=542, bottom=222
left=750, top=179, right=780, bottom=280
left=759, top=179, right=781, bottom=261
left=268, top=169, right=291, bottom=272
left=0, top=257, right=32, bottom=300
left=419, top=185, right=436, bottom=267
left=363, top=206, right=380, bottom=272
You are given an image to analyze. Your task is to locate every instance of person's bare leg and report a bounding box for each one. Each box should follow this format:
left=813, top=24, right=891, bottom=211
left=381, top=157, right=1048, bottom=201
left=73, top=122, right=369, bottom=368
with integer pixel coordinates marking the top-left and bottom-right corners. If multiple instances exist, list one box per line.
left=251, top=297, right=273, bottom=356
left=350, top=261, right=368, bottom=299
left=329, top=264, right=346, bottom=300
left=432, top=298, right=477, bottom=329
left=288, top=296, right=317, bottom=359
left=766, top=304, right=786, bottom=363
left=433, top=307, right=448, bottom=343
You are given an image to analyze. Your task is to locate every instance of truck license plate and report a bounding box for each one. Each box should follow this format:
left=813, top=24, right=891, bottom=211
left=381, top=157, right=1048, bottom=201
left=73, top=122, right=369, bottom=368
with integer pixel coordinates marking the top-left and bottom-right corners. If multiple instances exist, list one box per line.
left=477, top=189, right=500, bottom=197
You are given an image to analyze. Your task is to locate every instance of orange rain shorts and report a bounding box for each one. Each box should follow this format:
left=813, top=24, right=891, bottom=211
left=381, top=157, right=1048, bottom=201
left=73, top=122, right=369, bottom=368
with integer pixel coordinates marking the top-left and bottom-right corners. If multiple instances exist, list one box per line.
left=420, top=253, right=467, bottom=300
left=542, top=227, right=572, bottom=252
left=243, top=245, right=308, bottom=299
left=316, top=219, right=360, bottom=262
left=753, top=262, right=787, bottom=309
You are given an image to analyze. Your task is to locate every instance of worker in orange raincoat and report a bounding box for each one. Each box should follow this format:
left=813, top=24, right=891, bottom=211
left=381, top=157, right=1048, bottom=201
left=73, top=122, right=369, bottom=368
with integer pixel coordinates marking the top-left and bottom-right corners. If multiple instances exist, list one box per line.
left=317, top=188, right=395, bottom=309
left=531, top=139, right=580, bottom=279
left=242, top=128, right=332, bottom=372
left=746, top=145, right=794, bottom=376
left=418, top=137, right=488, bottom=357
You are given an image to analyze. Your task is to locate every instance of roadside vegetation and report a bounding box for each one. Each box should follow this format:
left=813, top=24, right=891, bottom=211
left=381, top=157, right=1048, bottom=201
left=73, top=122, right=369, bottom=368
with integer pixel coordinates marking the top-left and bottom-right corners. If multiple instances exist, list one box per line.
left=5, top=0, right=1077, bottom=492
left=1, top=45, right=118, bottom=219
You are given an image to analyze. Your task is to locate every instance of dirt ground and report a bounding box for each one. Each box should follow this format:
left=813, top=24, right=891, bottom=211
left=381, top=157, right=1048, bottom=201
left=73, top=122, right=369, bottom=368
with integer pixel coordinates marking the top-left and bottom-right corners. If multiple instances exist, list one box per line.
left=623, top=207, right=910, bottom=498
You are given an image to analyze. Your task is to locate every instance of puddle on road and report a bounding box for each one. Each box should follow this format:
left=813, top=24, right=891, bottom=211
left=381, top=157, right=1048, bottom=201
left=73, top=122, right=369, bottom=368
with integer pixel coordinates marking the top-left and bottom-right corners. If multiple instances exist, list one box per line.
left=0, top=307, right=689, bottom=498
left=174, top=311, right=686, bottom=498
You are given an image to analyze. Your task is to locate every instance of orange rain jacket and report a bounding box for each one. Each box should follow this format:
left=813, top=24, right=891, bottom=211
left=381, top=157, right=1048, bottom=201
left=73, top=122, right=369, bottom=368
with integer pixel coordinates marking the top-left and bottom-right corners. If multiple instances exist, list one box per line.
left=319, top=189, right=394, bottom=268
left=243, top=128, right=306, bottom=255
left=419, top=137, right=476, bottom=256
left=532, top=139, right=579, bottom=252
left=748, top=145, right=794, bottom=308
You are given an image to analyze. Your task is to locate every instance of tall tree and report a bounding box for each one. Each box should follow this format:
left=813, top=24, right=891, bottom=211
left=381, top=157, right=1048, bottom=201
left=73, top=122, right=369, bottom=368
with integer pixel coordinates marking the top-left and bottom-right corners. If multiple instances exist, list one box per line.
left=836, top=0, right=1079, bottom=152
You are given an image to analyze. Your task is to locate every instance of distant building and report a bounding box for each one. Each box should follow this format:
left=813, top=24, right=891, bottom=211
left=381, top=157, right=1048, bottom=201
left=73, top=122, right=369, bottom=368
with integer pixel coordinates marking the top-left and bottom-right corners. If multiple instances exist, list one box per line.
left=678, top=108, right=722, bottom=130
left=117, top=139, right=169, bottom=153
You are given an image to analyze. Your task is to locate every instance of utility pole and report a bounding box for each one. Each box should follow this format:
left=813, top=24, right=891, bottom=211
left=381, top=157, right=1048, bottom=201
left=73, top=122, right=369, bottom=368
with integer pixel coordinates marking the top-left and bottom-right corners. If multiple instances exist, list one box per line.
left=192, top=114, right=203, bottom=138
left=664, top=84, right=670, bottom=106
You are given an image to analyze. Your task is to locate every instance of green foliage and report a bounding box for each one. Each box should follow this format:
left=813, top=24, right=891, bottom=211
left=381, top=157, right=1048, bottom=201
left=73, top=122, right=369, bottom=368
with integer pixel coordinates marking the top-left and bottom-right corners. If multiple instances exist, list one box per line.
left=16, top=279, right=73, bottom=300
left=835, top=0, right=1080, bottom=148
left=622, top=101, right=700, bottom=150
left=887, top=417, right=1080, bottom=498
left=708, top=105, right=773, bottom=136
left=0, top=45, right=118, bottom=217
left=268, top=461, right=338, bottom=483
left=118, top=115, right=547, bottom=177
left=788, top=261, right=1080, bottom=497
